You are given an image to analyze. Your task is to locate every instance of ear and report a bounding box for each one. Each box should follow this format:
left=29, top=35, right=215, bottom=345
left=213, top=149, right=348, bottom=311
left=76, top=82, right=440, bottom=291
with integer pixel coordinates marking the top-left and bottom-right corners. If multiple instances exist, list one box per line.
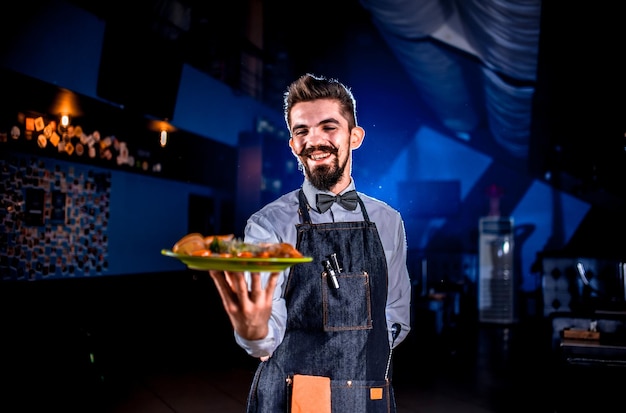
left=288, top=137, right=297, bottom=155
left=350, top=126, right=365, bottom=149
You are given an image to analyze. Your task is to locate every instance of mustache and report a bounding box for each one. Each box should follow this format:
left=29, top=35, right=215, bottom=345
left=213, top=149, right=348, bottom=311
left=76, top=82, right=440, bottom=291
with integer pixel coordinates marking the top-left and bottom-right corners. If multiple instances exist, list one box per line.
left=298, top=145, right=338, bottom=157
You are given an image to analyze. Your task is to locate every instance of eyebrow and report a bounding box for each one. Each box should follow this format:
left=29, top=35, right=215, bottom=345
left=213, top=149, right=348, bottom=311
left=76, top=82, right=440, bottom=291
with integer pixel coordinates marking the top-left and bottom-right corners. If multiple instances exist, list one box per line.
left=292, top=118, right=340, bottom=132
left=319, top=118, right=341, bottom=126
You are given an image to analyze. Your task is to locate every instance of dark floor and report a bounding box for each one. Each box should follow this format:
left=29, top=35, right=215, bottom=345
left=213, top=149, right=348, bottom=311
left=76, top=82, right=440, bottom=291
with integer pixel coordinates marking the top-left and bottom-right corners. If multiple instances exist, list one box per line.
left=2, top=273, right=623, bottom=412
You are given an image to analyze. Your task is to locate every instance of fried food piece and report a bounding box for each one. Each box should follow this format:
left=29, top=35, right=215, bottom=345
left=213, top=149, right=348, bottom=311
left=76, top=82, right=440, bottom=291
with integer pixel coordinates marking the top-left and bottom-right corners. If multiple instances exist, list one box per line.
left=262, top=242, right=304, bottom=258
left=203, top=234, right=235, bottom=245
left=172, top=233, right=205, bottom=255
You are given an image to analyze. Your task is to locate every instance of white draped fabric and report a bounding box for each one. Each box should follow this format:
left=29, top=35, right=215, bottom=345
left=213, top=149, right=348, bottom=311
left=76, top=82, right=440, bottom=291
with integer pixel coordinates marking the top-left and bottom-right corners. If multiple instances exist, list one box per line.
left=360, top=0, right=542, bottom=158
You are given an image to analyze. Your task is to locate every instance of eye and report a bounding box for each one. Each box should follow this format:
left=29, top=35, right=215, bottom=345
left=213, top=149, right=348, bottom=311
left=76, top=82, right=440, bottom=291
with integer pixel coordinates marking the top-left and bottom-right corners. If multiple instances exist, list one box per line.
left=293, top=128, right=308, bottom=136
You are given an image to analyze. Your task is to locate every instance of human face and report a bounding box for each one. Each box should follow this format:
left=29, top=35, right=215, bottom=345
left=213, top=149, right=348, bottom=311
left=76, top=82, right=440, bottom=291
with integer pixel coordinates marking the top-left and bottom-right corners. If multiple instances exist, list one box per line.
left=288, top=99, right=364, bottom=193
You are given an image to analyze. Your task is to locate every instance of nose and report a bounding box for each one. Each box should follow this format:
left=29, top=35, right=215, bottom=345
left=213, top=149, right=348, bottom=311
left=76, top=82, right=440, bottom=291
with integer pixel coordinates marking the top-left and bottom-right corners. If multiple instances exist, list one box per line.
left=304, top=126, right=327, bottom=146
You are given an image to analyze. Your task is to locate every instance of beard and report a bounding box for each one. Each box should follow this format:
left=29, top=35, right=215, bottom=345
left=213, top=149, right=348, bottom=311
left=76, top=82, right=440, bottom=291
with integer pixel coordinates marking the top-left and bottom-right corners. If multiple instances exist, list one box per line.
left=298, top=145, right=346, bottom=191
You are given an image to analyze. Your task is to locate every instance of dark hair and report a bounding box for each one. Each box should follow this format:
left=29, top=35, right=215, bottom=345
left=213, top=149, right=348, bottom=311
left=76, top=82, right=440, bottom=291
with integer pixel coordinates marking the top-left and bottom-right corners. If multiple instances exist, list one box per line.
left=283, top=73, right=358, bottom=131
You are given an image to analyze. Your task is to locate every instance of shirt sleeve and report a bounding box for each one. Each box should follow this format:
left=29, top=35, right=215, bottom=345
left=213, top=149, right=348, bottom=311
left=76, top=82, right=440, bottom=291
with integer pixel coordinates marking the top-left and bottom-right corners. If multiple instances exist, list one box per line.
left=384, top=212, right=412, bottom=348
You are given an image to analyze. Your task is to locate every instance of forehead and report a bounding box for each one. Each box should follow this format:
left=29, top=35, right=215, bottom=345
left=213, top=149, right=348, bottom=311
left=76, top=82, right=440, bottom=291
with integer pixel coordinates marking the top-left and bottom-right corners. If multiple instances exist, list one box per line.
left=290, top=99, right=345, bottom=127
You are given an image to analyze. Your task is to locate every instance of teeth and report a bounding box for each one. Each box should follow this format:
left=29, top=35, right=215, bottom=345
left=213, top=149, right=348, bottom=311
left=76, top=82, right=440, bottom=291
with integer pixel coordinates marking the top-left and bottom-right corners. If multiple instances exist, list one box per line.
left=311, top=153, right=329, bottom=160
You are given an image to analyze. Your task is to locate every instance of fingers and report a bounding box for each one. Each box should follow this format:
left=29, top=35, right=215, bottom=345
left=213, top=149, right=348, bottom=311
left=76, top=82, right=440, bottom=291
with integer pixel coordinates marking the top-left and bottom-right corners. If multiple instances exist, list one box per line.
left=226, top=271, right=250, bottom=294
left=208, top=270, right=279, bottom=340
left=208, top=270, right=239, bottom=312
left=210, top=270, right=246, bottom=293
left=208, top=270, right=227, bottom=294
left=209, top=270, right=279, bottom=300
left=263, top=272, right=280, bottom=304
left=246, top=271, right=279, bottom=305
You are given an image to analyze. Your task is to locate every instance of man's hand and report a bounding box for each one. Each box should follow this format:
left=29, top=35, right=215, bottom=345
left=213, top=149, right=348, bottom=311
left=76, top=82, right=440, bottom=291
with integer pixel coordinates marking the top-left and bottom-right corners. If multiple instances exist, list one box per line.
left=208, top=270, right=279, bottom=340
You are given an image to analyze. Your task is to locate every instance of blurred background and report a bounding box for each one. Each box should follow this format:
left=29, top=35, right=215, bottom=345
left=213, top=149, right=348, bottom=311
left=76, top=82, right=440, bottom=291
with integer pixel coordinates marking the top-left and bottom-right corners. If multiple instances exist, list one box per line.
left=1, top=1, right=625, bottom=412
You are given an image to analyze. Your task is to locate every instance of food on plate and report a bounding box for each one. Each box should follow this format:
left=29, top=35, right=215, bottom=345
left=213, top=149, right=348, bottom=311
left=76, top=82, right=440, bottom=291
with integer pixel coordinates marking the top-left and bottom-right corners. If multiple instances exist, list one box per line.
left=203, top=234, right=236, bottom=245
left=171, top=233, right=206, bottom=255
left=171, top=233, right=303, bottom=258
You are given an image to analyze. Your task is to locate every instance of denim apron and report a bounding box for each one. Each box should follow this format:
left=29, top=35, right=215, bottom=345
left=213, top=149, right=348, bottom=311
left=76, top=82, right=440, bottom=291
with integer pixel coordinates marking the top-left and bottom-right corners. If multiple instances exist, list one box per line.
left=246, top=190, right=395, bottom=413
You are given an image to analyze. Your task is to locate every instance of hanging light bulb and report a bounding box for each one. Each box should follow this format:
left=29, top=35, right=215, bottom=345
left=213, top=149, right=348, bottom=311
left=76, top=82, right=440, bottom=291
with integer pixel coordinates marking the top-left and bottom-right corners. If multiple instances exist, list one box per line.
left=60, top=114, right=70, bottom=128
left=149, top=118, right=174, bottom=147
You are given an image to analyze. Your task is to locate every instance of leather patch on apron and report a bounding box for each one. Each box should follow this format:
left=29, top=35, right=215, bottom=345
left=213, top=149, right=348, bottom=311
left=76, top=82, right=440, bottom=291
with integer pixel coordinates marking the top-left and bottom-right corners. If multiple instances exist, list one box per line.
left=291, top=374, right=331, bottom=413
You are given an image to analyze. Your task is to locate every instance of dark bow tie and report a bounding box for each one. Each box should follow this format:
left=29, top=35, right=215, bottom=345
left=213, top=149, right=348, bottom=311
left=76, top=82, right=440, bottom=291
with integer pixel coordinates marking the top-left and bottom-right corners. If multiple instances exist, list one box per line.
left=316, top=190, right=358, bottom=213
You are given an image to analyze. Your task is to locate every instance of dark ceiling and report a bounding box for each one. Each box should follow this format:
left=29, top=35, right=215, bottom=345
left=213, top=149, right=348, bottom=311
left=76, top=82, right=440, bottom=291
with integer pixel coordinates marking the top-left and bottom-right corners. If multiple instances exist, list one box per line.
left=67, top=0, right=626, bottom=211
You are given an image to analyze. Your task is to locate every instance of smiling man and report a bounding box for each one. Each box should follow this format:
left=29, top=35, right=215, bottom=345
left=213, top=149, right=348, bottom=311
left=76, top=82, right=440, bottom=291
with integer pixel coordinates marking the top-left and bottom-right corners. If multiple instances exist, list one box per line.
left=209, top=73, right=412, bottom=413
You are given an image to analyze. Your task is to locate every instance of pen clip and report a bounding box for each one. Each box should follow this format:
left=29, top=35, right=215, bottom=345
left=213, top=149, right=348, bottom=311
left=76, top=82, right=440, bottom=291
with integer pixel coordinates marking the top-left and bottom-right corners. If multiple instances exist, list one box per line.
left=329, top=253, right=342, bottom=273
left=323, top=260, right=340, bottom=289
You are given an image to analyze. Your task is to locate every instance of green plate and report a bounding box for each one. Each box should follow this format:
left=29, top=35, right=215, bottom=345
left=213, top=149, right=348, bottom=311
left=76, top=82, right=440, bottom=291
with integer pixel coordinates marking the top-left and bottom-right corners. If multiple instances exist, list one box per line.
left=161, top=249, right=313, bottom=272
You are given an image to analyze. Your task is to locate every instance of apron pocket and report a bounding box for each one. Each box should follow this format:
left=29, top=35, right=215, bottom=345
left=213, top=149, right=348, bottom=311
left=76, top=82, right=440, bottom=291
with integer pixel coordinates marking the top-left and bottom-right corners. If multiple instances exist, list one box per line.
left=289, top=374, right=331, bottom=413
left=322, top=271, right=372, bottom=331
left=330, top=379, right=393, bottom=413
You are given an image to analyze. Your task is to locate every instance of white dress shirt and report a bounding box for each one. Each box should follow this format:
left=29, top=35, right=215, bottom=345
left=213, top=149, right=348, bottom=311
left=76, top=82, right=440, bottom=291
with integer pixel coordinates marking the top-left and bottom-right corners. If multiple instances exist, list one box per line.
left=235, top=178, right=412, bottom=358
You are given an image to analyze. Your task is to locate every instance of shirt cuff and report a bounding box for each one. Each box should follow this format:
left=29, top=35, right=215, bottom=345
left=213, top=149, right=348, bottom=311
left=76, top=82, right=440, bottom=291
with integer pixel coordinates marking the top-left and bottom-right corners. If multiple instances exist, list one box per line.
left=235, top=327, right=277, bottom=359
